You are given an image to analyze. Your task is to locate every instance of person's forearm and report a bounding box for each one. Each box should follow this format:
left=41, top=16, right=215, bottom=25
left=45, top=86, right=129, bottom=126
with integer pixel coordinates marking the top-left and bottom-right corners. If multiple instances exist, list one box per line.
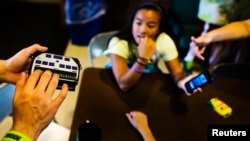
left=139, top=126, right=156, bottom=141
left=116, top=63, right=145, bottom=91
left=208, top=19, right=250, bottom=42
left=172, top=71, right=186, bottom=86
left=166, top=58, right=187, bottom=86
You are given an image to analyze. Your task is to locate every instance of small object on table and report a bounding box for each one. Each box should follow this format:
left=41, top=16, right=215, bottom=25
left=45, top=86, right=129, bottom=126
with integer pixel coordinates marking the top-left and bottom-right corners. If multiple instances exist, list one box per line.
left=208, top=97, right=232, bottom=118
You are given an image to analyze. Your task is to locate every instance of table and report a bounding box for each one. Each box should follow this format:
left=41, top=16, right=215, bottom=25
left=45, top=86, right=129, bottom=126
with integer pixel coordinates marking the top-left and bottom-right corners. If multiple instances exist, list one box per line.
left=69, top=68, right=250, bottom=141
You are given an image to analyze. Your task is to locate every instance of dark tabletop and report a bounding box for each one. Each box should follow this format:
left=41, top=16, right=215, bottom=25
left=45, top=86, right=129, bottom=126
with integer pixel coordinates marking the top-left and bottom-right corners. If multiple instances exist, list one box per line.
left=69, top=68, right=250, bottom=141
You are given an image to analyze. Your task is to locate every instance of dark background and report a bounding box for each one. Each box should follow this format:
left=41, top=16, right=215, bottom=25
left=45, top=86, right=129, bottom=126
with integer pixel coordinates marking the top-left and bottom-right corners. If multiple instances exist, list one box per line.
left=0, top=0, right=200, bottom=60
left=0, top=1, right=69, bottom=59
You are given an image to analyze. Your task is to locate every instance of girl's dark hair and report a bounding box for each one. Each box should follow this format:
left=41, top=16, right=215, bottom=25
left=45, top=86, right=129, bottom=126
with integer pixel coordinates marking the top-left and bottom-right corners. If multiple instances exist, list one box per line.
left=114, top=0, right=171, bottom=42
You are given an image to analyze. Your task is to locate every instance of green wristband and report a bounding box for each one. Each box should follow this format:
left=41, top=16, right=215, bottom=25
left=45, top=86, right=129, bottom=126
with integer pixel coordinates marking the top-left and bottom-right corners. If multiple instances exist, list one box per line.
left=2, top=130, right=32, bottom=141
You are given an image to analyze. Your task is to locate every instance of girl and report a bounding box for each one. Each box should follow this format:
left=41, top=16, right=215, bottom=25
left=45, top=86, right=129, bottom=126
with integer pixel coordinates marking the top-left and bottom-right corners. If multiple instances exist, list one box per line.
left=103, top=1, right=201, bottom=95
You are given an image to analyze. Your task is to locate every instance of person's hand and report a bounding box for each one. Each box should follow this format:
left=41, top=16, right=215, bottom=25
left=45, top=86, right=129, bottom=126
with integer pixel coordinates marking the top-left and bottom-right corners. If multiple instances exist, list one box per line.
left=126, top=111, right=149, bottom=131
left=138, top=37, right=156, bottom=60
left=126, top=111, right=156, bottom=141
left=11, top=69, right=68, bottom=140
left=177, top=74, right=202, bottom=96
left=191, top=34, right=212, bottom=48
left=4, top=44, right=48, bottom=84
left=189, top=34, right=213, bottom=60
left=188, top=41, right=206, bottom=61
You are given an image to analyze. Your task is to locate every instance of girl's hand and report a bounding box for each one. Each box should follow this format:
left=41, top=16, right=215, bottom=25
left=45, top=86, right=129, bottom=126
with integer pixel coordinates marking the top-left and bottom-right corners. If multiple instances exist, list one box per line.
left=138, top=37, right=156, bottom=60
left=177, top=74, right=202, bottom=96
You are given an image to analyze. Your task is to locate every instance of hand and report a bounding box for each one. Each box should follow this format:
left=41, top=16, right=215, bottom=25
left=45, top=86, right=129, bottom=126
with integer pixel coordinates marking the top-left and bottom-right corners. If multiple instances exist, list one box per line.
left=138, top=37, right=156, bottom=60
left=11, top=70, right=68, bottom=140
left=188, top=41, right=206, bottom=61
left=126, top=111, right=156, bottom=141
left=4, top=44, right=48, bottom=84
left=177, top=74, right=202, bottom=96
left=189, top=34, right=213, bottom=60
left=126, top=111, right=149, bottom=131
left=191, top=35, right=212, bottom=48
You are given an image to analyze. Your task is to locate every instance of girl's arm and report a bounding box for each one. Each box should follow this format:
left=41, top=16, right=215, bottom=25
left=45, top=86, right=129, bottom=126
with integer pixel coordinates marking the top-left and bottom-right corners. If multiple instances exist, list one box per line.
left=110, top=54, right=146, bottom=91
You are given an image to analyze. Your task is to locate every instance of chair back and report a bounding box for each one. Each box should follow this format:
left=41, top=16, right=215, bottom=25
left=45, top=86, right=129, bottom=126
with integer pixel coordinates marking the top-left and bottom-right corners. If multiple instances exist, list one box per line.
left=87, top=30, right=118, bottom=67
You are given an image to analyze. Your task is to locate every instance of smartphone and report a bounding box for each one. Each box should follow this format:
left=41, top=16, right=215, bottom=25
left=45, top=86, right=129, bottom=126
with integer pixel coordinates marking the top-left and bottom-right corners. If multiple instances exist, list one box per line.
left=185, top=71, right=213, bottom=93
left=29, top=53, right=81, bottom=91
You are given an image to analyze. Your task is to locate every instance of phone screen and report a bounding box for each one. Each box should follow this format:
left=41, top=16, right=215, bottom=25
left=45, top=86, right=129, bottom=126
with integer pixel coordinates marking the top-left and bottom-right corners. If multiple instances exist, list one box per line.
left=185, top=71, right=213, bottom=93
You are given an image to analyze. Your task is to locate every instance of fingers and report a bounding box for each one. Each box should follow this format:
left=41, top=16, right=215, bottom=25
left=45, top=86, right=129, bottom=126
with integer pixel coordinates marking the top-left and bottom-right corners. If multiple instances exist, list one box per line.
left=52, top=83, right=68, bottom=109
left=125, top=113, right=133, bottom=121
left=125, top=112, right=134, bottom=127
left=191, top=36, right=206, bottom=48
left=22, top=69, right=68, bottom=113
left=190, top=37, right=206, bottom=61
left=14, top=72, right=28, bottom=101
left=195, top=46, right=206, bottom=60
left=138, top=37, right=147, bottom=46
left=194, top=87, right=202, bottom=93
left=184, top=89, right=192, bottom=96
left=139, top=37, right=145, bottom=43
left=35, top=70, right=68, bottom=105
left=24, top=69, right=68, bottom=97
left=191, top=36, right=200, bottom=44
left=195, top=51, right=205, bottom=60
left=126, top=111, right=144, bottom=119
left=24, top=70, right=43, bottom=90
left=181, top=74, right=200, bottom=96
left=35, top=70, right=54, bottom=94
left=21, top=44, right=48, bottom=59
left=28, top=44, right=48, bottom=55
left=15, top=44, right=47, bottom=60
left=44, top=73, right=59, bottom=97
left=126, top=112, right=134, bottom=119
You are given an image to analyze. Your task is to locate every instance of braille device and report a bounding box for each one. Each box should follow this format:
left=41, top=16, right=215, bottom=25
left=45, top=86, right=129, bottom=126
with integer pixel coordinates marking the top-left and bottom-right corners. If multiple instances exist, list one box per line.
left=29, top=53, right=81, bottom=91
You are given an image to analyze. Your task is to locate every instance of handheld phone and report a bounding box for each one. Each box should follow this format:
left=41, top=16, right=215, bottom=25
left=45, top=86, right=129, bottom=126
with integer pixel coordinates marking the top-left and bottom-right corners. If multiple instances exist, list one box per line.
left=185, top=71, right=213, bottom=93
left=29, top=53, right=81, bottom=91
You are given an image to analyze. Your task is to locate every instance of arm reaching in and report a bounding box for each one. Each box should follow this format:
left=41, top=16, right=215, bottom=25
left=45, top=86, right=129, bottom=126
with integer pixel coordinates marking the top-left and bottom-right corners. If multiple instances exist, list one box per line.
left=126, top=111, right=156, bottom=141
left=189, top=19, right=250, bottom=60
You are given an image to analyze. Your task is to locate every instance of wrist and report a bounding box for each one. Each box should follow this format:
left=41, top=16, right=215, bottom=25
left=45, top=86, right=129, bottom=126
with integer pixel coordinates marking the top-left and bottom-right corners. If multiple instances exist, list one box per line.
left=2, top=130, right=33, bottom=141
left=173, top=72, right=186, bottom=85
left=136, top=59, right=147, bottom=66
left=11, top=123, right=40, bottom=141
left=131, top=65, right=144, bottom=74
left=137, top=57, right=148, bottom=65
